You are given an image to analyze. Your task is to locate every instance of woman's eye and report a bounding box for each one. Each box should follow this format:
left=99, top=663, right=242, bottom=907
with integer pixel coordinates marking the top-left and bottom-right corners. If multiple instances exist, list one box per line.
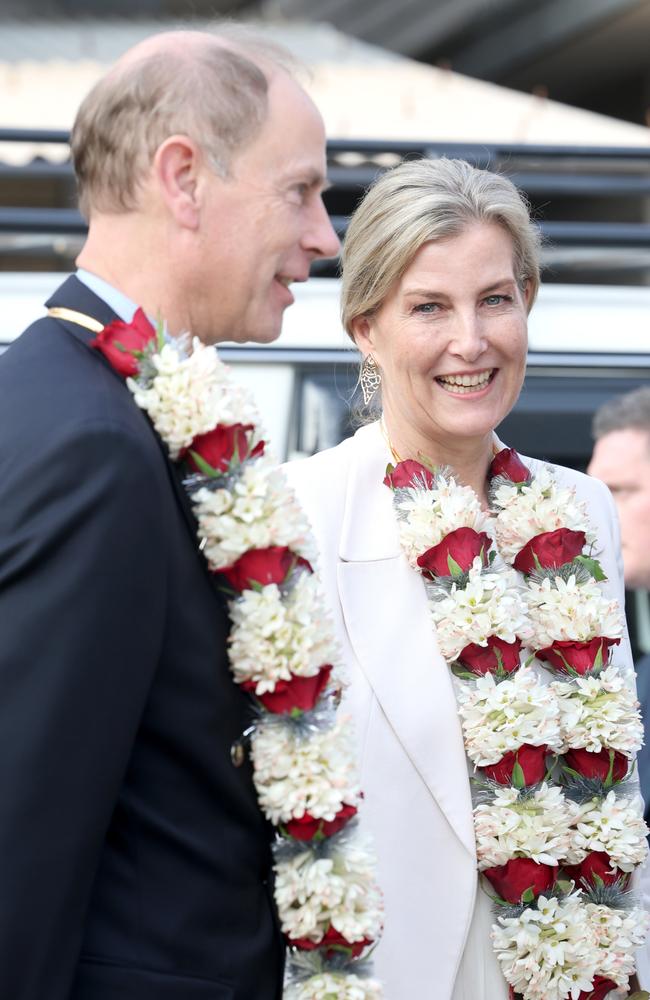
left=413, top=302, right=439, bottom=314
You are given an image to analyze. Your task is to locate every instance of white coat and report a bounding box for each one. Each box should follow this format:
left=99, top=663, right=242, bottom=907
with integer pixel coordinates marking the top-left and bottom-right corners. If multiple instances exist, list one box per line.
left=285, top=420, right=638, bottom=999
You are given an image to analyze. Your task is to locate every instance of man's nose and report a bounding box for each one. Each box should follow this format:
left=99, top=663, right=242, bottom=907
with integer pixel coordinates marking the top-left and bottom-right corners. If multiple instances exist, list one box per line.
left=305, top=197, right=341, bottom=261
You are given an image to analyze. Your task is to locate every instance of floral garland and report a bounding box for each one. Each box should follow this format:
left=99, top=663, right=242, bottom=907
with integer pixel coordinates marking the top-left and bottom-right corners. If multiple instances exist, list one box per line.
left=384, top=449, right=649, bottom=1000
left=92, top=311, right=384, bottom=999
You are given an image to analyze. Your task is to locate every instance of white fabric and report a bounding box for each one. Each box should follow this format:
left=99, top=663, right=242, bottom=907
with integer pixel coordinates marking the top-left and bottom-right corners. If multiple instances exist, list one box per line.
left=285, top=420, right=639, bottom=999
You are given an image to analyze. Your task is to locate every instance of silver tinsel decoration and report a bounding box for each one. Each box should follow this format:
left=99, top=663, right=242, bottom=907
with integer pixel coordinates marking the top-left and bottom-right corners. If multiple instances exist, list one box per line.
left=285, top=949, right=376, bottom=984
left=273, top=819, right=361, bottom=866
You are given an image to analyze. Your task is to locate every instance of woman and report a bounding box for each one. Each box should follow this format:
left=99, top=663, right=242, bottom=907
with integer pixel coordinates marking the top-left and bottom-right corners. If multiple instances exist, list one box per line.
left=285, top=159, right=648, bottom=999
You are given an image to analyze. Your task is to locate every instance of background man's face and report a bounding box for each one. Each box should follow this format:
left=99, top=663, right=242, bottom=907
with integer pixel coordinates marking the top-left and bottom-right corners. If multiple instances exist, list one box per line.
left=588, top=427, right=650, bottom=590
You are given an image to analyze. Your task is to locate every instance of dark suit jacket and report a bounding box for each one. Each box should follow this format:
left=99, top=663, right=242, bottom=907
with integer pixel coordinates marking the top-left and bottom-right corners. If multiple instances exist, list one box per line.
left=635, top=652, right=650, bottom=834
left=0, top=277, right=283, bottom=999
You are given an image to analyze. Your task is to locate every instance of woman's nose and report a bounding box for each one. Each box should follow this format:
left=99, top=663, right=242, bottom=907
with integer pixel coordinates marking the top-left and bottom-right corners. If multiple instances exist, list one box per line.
left=448, top=311, right=487, bottom=361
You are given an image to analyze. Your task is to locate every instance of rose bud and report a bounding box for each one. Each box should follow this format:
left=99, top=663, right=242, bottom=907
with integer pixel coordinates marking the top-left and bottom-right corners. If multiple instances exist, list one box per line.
left=483, top=857, right=558, bottom=904
left=187, top=422, right=262, bottom=475
left=91, top=307, right=156, bottom=377
left=285, top=800, right=357, bottom=841
left=383, top=459, right=434, bottom=489
left=536, top=636, right=620, bottom=675
left=563, top=850, right=628, bottom=890
left=563, top=746, right=628, bottom=783
left=482, top=744, right=548, bottom=787
left=417, top=526, right=492, bottom=578
left=220, top=546, right=311, bottom=592
left=458, top=636, right=522, bottom=676
left=289, top=925, right=372, bottom=958
left=577, top=977, right=618, bottom=1000
left=513, top=527, right=586, bottom=574
left=489, top=448, right=531, bottom=484
left=243, top=665, right=332, bottom=715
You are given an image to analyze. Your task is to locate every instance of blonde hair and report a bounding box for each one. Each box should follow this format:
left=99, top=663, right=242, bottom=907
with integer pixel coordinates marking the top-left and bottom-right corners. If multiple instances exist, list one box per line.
left=341, top=157, right=541, bottom=338
left=71, top=30, right=293, bottom=218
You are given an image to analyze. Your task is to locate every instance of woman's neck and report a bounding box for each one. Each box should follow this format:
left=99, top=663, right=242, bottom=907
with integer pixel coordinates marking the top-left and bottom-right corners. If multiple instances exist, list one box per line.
left=382, top=417, right=495, bottom=507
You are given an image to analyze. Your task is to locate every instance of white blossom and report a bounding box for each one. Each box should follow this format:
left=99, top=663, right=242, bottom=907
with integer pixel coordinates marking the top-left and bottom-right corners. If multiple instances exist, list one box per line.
left=285, top=973, right=383, bottom=1000
left=430, top=562, right=532, bottom=661
left=493, top=464, right=595, bottom=564
left=526, top=575, right=623, bottom=650
left=492, top=893, right=598, bottom=1000
left=566, top=791, right=649, bottom=871
left=251, top=715, right=361, bottom=825
left=192, top=461, right=315, bottom=570
left=392, top=475, right=489, bottom=569
left=275, top=835, right=383, bottom=945
left=553, top=665, right=643, bottom=755
left=585, top=903, right=650, bottom=986
left=474, top=784, right=576, bottom=869
left=228, top=574, right=338, bottom=693
left=458, top=666, right=562, bottom=766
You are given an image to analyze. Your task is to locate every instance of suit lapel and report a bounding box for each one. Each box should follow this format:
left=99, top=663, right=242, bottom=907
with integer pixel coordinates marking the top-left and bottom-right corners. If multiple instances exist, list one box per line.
left=44, top=276, right=210, bottom=581
left=337, top=423, right=476, bottom=857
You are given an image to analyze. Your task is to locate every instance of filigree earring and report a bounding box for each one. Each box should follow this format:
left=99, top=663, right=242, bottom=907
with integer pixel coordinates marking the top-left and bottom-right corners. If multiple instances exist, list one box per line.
left=360, top=354, right=381, bottom=405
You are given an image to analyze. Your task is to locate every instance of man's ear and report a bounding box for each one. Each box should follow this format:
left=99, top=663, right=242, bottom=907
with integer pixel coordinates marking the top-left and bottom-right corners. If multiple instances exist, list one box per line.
left=152, top=135, right=203, bottom=229
left=349, top=314, right=375, bottom=358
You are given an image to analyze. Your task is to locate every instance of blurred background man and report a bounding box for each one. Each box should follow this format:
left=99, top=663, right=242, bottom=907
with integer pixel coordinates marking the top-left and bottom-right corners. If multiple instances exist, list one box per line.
left=589, top=386, right=650, bottom=823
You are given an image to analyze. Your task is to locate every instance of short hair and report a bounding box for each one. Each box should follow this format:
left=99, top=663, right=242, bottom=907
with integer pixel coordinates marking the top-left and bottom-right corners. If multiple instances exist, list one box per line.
left=71, top=30, right=292, bottom=219
left=593, top=386, right=650, bottom=446
left=341, top=157, right=541, bottom=339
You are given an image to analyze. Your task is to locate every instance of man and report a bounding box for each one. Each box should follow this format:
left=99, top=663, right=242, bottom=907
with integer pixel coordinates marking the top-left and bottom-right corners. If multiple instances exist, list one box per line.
left=0, top=29, right=339, bottom=1000
left=588, top=385, right=650, bottom=825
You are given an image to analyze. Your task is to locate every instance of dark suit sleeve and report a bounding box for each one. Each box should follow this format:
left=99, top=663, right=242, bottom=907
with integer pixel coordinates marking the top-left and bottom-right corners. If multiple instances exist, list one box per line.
left=0, top=417, right=167, bottom=998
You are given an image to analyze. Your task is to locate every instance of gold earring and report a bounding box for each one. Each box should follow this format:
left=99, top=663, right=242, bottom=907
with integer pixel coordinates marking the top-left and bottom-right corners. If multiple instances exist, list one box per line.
left=359, top=354, right=382, bottom=406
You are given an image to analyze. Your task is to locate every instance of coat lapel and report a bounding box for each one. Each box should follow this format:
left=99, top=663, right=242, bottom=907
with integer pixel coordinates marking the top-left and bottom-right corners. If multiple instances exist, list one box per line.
left=337, top=423, right=476, bottom=857
left=44, top=276, right=209, bottom=579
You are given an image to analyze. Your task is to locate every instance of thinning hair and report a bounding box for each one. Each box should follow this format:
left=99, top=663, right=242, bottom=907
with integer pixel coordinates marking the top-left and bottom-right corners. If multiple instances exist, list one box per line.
left=341, top=157, right=541, bottom=339
left=593, top=386, right=650, bottom=447
left=71, top=28, right=294, bottom=219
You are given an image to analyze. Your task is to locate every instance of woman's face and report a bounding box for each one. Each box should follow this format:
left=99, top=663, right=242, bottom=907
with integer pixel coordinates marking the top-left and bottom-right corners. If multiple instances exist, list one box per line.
left=352, top=221, right=530, bottom=454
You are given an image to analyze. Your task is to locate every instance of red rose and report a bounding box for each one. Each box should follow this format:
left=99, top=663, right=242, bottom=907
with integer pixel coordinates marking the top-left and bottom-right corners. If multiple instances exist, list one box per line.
left=285, top=801, right=357, bottom=841
left=458, top=636, right=522, bottom=676
left=563, top=746, right=629, bottom=783
left=187, top=423, right=265, bottom=474
left=489, top=448, right=531, bottom=484
left=513, top=528, right=586, bottom=574
left=563, top=851, right=628, bottom=890
left=483, top=857, right=558, bottom=904
left=577, top=977, right=618, bottom=1000
left=383, top=460, right=434, bottom=489
left=243, top=665, right=332, bottom=715
left=91, top=307, right=156, bottom=377
left=220, top=546, right=310, bottom=592
left=289, top=925, right=371, bottom=958
left=537, top=637, right=620, bottom=675
left=417, top=527, right=492, bottom=578
left=482, top=744, right=548, bottom=787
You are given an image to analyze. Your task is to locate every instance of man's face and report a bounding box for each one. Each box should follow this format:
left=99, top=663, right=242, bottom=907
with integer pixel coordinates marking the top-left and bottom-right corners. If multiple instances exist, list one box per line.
left=188, top=71, right=340, bottom=345
left=588, top=427, right=650, bottom=589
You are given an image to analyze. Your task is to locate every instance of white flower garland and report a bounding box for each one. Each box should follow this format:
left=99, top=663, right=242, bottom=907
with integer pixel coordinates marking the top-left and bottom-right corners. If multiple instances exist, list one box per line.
left=92, top=315, right=383, bottom=998
left=386, top=448, right=648, bottom=1000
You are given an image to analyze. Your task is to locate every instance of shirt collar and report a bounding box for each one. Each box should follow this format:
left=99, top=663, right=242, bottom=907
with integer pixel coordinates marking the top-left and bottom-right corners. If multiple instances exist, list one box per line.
left=75, top=268, right=139, bottom=323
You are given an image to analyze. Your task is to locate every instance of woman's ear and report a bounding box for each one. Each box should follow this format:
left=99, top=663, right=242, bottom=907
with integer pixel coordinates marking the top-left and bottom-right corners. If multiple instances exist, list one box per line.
left=349, top=314, right=374, bottom=357
left=152, top=134, right=202, bottom=230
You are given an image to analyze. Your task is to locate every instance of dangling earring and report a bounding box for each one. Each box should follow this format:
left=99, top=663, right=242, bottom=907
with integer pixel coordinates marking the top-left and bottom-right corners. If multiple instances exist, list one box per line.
left=360, top=354, right=381, bottom=406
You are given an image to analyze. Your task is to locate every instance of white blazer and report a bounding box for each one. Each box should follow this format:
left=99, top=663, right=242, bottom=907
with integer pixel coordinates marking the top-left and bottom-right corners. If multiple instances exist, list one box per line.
left=285, top=420, right=637, bottom=998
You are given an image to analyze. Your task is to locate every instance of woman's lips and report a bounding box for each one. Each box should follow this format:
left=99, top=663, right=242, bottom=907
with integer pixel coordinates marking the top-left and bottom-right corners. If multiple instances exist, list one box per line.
left=436, top=368, right=495, bottom=394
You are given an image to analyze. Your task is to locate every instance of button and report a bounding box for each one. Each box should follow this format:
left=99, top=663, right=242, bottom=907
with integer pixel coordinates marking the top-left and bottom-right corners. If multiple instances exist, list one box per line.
left=231, top=740, right=246, bottom=767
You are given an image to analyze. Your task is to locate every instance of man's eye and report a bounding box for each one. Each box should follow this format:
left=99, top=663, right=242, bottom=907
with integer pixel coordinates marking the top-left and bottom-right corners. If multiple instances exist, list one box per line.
left=484, top=294, right=512, bottom=306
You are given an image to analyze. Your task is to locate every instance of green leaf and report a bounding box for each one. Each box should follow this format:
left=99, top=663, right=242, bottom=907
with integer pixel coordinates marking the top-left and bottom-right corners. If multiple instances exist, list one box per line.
left=187, top=450, right=219, bottom=478
left=592, top=873, right=605, bottom=888
left=521, top=886, right=535, bottom=904
left=627, top=993, right=650, bottom=1000
left=574, top=554, right=607, bottom=582
left=447, top=554, right=464, bottom=578
left=512, top=761, right=526, bottom=789
left=556, top=879, right=573, bottom=894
